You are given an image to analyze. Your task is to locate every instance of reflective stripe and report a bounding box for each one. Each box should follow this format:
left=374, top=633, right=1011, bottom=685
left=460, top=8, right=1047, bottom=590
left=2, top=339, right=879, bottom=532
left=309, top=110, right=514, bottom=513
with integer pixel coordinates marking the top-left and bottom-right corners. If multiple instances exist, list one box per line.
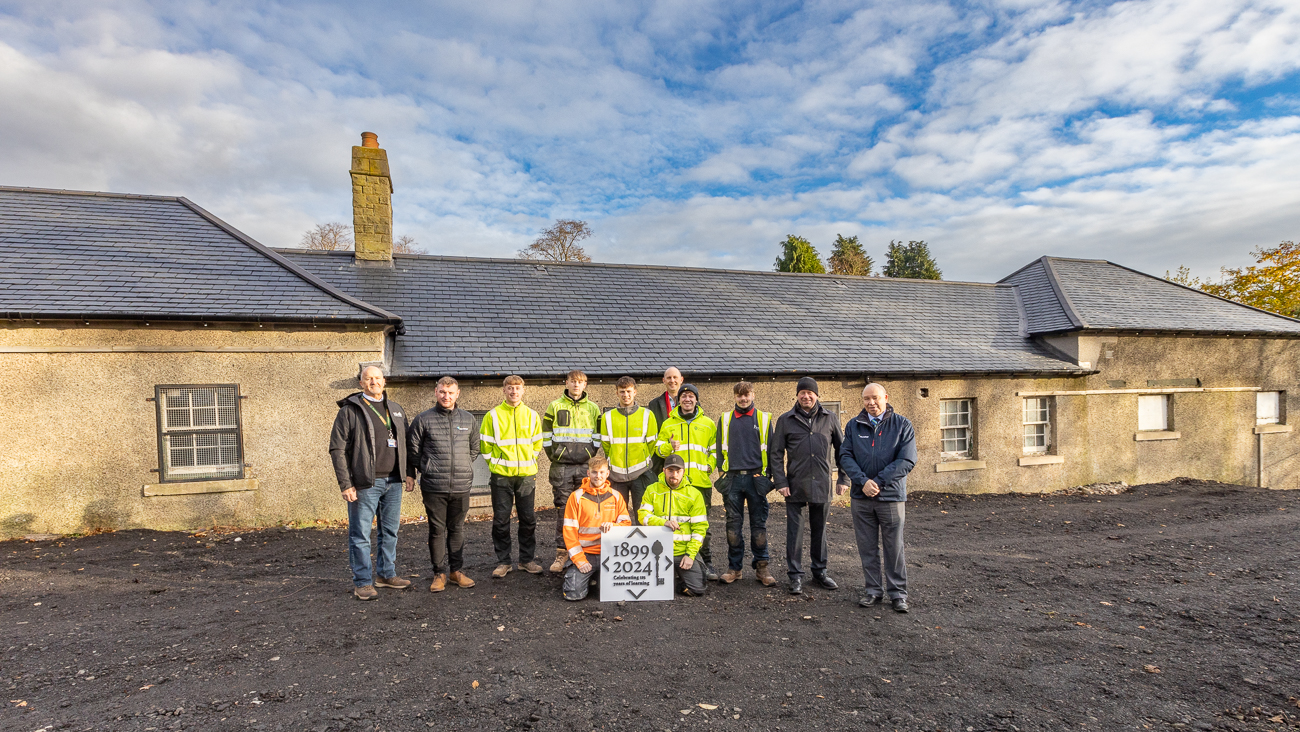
left=609, top=457, right=651, bottom=474
left=568, top=546, right=584, bottom=558
left=615, top=514, right=630, bottom=523
left=552, top=427, right=594, bottom=436
left=579, top=538, right=601, bottom=547
left=493, top=437, right=537, bottom=447
left=672, top=534, right=694, bottom=542
left=486, top=457, right=535, bottom=468
left=577, top=527, right=602, bottom=535
left=479, top=434, right=497, bottom=445
left=679, top=443, right=711, bottom=453
left=684, top=461, right=712, bottom=473
left=604, top=436, right=651, bottom=445
left=562, top=519, right=579, bottom=528
left=689, top=533, right=704, bottom=541
left=689, top=514, right=707, bottom=522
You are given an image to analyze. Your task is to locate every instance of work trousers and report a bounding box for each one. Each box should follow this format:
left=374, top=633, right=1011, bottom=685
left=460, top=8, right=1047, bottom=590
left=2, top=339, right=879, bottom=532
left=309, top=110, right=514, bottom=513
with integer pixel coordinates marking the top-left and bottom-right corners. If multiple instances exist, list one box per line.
left=422, top=491, right=470, bottom=575
left=722, top=472, right=771, bottom=570
left=784, top=500, right=829, bottom=580
left=674, top=555, right=708, bottom=596
left=852, top=498, right=907, bottom=600
left=490, top=474, right=537, bottom=565
left=346, top=477, right=403, bottom=587
left=549, top=462, right=588, bottom=548
left=692, top=483, right=715, bottom=567
left=610, top=471, right=655, bottom=525
left=561, top=556, right=600, bottom=601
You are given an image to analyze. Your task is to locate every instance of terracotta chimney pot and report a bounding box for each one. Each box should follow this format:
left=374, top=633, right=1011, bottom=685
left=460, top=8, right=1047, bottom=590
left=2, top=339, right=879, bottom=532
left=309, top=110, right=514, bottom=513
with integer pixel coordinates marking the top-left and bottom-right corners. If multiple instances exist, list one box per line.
left=360, top=131, right=379, bottom=149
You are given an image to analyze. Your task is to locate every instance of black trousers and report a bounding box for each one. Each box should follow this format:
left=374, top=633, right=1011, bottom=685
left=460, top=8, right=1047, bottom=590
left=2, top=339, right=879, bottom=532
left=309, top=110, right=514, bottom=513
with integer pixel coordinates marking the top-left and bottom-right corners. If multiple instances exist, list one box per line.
left=785, top=501, right=829, bottom=579
left=422, top=491, right=470, bottom=575
left=674, top=555, right=708, bottom=596
left=693, top=483, right=714, bottom=567
left=609, top=472, right=655, bottom=525
left=549, top=462, right=588, bottom=548
left=852, top=498, right=907, bottom=600
left=490, top=474, right=536, bottom=565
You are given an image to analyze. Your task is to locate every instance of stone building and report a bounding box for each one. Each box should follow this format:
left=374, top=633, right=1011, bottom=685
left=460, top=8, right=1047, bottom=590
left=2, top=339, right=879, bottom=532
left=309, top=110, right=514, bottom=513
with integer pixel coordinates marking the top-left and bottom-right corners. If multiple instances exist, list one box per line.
left=3, top=134, right=1297, bottom=535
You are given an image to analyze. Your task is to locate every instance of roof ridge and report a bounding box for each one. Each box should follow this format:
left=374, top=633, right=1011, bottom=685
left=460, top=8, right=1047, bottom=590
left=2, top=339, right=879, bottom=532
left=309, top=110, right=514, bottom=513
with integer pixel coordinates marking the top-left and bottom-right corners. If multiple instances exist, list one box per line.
left=274, top=248, right=1015, bottom=288
left=0, top=185, right=181, bottom=202
left=177, top=199, right=402, bottom=325
left=1038, top=256, right=1087, bottom=329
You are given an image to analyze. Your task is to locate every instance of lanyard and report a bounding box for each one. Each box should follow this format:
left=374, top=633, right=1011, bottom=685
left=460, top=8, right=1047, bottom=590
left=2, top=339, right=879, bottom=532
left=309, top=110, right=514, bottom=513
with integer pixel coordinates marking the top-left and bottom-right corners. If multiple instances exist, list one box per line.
left=363, top=399, right=393, bottom=434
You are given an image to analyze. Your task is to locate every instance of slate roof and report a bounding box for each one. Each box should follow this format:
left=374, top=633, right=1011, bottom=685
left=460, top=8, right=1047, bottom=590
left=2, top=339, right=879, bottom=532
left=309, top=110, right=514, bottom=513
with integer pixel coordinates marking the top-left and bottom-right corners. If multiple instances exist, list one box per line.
left=1000, top=256, right=1300, bottom=336
left=282, top=250, right=1086, bottom=378
left=0, top=187, right=399, bottom=325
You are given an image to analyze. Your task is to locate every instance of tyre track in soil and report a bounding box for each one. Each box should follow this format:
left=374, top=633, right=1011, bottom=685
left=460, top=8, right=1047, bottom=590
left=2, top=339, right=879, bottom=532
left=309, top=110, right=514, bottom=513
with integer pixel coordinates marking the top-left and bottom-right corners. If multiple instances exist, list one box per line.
left=2, top=479, right=1298, bottom=732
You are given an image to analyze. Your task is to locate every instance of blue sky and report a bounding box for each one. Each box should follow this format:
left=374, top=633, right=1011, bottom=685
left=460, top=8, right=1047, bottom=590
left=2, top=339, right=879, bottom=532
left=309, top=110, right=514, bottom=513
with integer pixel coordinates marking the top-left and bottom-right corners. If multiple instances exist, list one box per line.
left=1, top=0, right=1298, bottom=281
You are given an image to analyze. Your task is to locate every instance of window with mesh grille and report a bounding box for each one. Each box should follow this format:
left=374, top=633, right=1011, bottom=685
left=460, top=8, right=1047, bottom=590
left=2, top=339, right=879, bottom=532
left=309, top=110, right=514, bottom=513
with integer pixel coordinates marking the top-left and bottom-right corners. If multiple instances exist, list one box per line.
left=155, top=385, right=243, bottom=482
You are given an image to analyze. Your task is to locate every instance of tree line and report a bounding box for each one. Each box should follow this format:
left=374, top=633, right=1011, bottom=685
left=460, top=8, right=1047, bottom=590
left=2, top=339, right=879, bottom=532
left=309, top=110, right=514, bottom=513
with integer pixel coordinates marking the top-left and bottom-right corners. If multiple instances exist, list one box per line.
left=1167, top=240, right=1299, bottom=319
left=773, top=234, right=942, bottom=279
left=301, top=222, right=422, bottom=254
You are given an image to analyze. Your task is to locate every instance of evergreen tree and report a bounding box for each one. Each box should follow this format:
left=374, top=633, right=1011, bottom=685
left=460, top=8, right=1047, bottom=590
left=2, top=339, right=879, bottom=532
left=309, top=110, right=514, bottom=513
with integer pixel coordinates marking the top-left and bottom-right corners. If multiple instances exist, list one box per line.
left=773, top=235, right=826, bottom=274
left=882, top=240, right=942, bottom=280
left=828, top=234, right=873, bottom=276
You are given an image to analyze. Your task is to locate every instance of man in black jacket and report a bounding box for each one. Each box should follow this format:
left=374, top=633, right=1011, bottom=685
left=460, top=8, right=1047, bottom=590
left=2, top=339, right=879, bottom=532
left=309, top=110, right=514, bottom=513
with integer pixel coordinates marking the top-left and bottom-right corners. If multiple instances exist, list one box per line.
left=839, top=383, right=917, bottom=613
left=407, top=376, right=481, bottom=593
left=646, top=366, right=684, bottom=476
left=769, top=377, right=848, bottom=595
left=329, top=365, right=415, bottom=601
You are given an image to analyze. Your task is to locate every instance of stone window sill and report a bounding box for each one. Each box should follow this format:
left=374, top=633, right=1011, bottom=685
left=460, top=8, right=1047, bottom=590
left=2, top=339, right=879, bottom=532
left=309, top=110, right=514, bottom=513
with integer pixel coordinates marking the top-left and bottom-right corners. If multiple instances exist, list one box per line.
left=1134, top=431, right=1180, bottom=442
left=1019, top=454, right=1065, bottom=466
left=935, top=460, right=986, bottom=473
left=1254, top=424, right=1293, bottom=435
left=143, top=478, right=259, bottom=497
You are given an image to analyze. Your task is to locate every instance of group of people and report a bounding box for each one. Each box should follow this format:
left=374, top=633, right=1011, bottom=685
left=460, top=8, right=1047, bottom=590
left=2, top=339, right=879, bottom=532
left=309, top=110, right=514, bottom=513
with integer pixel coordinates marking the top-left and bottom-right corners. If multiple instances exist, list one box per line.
left=328, top=366, right=918, bottom=611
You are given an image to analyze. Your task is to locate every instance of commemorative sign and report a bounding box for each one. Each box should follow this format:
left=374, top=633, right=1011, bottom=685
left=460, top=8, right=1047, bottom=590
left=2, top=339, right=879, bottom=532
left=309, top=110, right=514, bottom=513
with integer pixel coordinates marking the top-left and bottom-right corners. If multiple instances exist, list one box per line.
left=599, top=525, right=675, bottom=602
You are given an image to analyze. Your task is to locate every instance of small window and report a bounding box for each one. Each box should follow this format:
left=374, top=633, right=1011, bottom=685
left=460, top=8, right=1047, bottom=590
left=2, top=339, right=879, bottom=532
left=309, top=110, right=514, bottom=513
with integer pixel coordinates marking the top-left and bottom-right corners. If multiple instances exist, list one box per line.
left=155, top=385, right=243, bottom=482
left=1022, top=397, right=1051, bottom=454
left=1137, top=395, right=1169, bottom=432
left=1257, top=391, right=1281, bottom=425
left=940, top=399, right=972, bottom=459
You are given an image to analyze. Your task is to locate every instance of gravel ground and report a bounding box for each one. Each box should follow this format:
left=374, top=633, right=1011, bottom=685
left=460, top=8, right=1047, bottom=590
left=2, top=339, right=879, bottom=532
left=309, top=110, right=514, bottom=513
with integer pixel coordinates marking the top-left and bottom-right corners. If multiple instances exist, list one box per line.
left=2, top=478, right=1298, bottom=732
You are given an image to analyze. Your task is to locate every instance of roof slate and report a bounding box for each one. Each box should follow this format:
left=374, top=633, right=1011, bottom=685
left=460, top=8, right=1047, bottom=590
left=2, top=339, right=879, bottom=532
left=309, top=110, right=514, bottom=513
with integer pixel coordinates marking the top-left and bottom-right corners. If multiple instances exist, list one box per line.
left=1001, top=256, right=1300, bottom=335
left=282, top=250, right=1085, bottom=378
left=0, top=188, right=398, bottom=324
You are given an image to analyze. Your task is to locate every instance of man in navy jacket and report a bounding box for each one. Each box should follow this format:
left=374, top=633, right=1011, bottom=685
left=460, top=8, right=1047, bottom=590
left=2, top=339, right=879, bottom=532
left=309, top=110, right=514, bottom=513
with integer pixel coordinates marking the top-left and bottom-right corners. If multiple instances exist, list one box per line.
left=838, top=383, right=917, bottom=612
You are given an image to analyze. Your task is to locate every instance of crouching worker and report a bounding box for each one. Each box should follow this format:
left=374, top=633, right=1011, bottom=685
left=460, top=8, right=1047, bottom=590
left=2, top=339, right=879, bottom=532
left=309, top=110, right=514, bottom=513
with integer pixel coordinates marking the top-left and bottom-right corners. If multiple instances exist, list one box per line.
left=562, top=457, right=632, bottom=601
left=637, top=454, right=709, bottom=596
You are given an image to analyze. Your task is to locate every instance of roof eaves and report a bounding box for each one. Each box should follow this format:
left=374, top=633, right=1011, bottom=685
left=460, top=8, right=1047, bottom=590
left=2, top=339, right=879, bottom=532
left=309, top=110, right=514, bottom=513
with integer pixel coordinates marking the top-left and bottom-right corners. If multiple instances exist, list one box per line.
left=1039, top=256, right=1087, bottom=329
left=178, top=199, right=403, bottom=325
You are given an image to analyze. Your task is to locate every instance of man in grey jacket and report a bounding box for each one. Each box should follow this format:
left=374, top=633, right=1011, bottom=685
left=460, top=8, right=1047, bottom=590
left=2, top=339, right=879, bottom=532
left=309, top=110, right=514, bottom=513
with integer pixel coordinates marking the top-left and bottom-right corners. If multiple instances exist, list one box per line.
left=329, top=365, right=415, bottom=601
left=407, top=376, right=482, bottom=593
left=770, top=376, right=848, bottom=595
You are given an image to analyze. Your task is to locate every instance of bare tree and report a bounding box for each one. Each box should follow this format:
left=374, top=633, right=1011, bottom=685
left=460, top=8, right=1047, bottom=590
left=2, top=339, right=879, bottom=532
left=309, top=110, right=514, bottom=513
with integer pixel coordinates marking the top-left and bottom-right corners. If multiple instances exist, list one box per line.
left=518, top=219, right=593, bottom=262
left=301, top=222, right=353, bottom=251
left=394, top=235, right=422, bottom=255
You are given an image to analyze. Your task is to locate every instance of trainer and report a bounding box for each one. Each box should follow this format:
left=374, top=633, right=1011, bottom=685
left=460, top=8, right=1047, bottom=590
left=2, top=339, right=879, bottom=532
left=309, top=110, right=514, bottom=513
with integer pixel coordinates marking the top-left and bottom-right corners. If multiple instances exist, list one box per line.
left=329, top=365, right=414, bottom=601
left=839, top=382, right=916, bottom=613
left=406, top=376, right=480, bottom=593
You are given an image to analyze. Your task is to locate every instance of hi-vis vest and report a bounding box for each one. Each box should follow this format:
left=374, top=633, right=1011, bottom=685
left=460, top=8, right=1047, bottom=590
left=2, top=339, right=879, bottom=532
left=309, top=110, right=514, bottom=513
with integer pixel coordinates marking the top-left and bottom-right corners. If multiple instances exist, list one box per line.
left=599, top=407, right=659, bottom=478
left=718, top=409, right=771, bottom=473
left=654, top=408, right=717, bottom=488
left=479, top=401, right=543, bottom=477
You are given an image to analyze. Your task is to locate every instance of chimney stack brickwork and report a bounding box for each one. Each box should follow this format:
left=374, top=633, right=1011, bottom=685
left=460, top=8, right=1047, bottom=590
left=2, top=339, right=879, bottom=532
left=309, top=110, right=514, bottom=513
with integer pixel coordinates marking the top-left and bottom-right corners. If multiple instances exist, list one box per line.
left=351, top=132, right=393, bottom=264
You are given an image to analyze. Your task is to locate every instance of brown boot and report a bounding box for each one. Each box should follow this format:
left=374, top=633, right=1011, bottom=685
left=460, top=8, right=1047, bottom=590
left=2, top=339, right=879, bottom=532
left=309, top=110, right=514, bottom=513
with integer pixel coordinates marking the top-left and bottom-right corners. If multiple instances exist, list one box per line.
left=375, top=575, right=411, bottom=589
left=755, top=561, right=776, bottom=587
left=720, top=568, right=742, bottom=584
left=548, top=548, right=567, bottom=573
left=521, top=561, right=544, bottom=574
left=429, top=574, right=447, bottom=592
left=354, top=585, right=378, bottom=601
left=449, top=571, right=476, bottom=588
left=491, top=564, right=512, bottom=579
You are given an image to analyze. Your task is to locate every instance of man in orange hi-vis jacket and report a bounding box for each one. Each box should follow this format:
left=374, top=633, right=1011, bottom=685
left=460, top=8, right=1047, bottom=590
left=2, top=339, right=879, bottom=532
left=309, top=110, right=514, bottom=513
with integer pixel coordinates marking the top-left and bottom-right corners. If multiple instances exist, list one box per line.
left=561, top=457, right=632, bottom=601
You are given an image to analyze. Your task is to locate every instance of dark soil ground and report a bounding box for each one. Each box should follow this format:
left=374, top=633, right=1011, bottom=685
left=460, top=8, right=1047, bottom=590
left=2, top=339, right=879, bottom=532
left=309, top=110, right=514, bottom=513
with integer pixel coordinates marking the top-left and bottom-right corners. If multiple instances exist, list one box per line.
left=3, top=479, right=1299, bottom=732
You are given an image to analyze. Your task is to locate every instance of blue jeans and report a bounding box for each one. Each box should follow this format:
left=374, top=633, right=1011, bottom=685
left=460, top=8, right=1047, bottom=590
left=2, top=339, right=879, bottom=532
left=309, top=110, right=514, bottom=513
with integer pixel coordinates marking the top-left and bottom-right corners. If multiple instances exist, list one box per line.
left=347, top=477, right=404, bottom=587
left=722, top=472, right=771, bottom=570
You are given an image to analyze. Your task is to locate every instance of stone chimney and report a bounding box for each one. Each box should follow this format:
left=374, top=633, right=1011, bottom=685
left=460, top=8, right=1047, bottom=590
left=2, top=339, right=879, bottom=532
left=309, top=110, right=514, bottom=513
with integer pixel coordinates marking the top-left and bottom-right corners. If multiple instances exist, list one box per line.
left=351, top=131, right=393, bottom=266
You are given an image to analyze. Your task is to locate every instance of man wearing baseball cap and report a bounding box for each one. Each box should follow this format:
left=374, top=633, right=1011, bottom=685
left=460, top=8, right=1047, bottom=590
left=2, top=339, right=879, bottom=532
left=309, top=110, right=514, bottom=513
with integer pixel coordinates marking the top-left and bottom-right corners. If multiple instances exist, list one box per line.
left=769, top=376, right=848, bottom=595
left=637, top=454, right=709, bottom=596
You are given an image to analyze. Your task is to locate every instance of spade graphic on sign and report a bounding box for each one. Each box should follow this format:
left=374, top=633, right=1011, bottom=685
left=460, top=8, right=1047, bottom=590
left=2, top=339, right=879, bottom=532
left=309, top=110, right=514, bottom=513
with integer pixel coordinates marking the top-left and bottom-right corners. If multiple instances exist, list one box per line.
left=651, top=540, right=664, bottom=585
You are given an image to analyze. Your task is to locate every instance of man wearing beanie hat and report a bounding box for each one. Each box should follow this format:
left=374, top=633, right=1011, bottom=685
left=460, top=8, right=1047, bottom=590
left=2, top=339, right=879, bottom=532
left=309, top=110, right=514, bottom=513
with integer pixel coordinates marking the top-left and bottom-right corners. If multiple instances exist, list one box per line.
left=770, top=376, right=849, bottom=595
left=653, top=383, right=720, bottom=581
